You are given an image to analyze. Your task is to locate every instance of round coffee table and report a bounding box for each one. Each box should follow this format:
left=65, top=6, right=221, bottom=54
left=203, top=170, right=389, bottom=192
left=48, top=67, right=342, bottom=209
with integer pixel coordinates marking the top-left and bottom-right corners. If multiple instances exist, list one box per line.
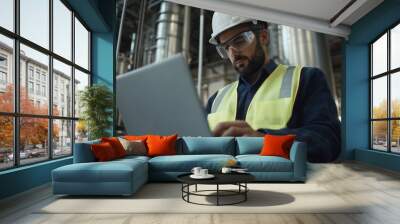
left=177, top=173, right=255, bottom=206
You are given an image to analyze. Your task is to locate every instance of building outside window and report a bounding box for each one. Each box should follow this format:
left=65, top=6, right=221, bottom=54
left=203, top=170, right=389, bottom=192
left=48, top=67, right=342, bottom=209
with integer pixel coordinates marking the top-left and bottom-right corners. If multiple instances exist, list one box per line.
left=0, top=71, right=7, bottom=87
left=28, top=81, right=34, bottom=94
left=371, top=22, right=400, bottom=154
left=41, top=73, right=46, bottom=83
left=0, top=54, right=7, bottom=89
left=35, top=83, right=40, bottom=95
left=28, top=66, right=34, bottom=80
left=0, top=0, right=91, bottom=170
left=41, top=85, right=46, bottom=97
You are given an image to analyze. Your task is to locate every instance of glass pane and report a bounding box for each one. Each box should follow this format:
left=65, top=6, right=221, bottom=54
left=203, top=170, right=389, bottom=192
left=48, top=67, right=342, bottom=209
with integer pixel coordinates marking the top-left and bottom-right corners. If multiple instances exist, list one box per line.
left=372, top=76, right=387, bottom=119
left=53, top=59, right=72, bottom=117
left=20, top=44, right=49, bottom=115
left=74, top=69, right=89, bottom=118
left=53, top=0, right=72, bottom=60
left=372, top=33, right=387, bottom=76
left=0, top=116, right=14, bottom=170
left=74, top=17, right=89, bottom=70
left=391, top=72, right=400, bottom=118
left=372, top=121, right=388, bottom=151
left=20, top=0, right=49, bottom=49
left=75, top=120, right=88, bottom=143
left=20, top=117, right=49, bottom=165
left=0, top=34, right=14, bottom=112
left=391, top=120, right=400, bottom=153
left=53, top=119, right=72, bottom=157
left=391, top=24, right=400, bottom=70
left=0, top=0, right=14, bottom=31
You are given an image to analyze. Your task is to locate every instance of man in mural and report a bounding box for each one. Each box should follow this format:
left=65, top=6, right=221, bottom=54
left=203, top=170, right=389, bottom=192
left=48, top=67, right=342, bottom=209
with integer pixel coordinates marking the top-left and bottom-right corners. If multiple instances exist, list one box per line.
left=206, top=12, right=341, bottom=163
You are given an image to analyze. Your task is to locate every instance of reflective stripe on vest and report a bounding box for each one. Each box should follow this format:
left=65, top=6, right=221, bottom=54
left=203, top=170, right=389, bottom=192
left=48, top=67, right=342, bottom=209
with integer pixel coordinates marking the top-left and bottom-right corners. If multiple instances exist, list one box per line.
left=207, top=64, right=302, bottom=131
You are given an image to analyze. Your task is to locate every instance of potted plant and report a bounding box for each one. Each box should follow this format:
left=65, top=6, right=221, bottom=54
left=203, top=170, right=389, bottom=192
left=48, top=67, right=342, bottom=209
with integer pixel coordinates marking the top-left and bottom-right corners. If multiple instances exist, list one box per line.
left=79, top=84, right=113, bottom=140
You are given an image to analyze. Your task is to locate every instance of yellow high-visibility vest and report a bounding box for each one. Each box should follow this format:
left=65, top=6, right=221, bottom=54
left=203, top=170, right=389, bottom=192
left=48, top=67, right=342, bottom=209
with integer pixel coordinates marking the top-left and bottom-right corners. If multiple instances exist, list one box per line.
left=207, top=64, right=302, bottom=131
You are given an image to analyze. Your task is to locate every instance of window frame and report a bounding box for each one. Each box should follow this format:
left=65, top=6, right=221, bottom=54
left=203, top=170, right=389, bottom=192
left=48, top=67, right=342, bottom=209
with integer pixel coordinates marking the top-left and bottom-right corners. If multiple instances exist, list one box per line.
left=0, top=0, right=92, bottom=171
left=370, top=20, right=400, bottom=154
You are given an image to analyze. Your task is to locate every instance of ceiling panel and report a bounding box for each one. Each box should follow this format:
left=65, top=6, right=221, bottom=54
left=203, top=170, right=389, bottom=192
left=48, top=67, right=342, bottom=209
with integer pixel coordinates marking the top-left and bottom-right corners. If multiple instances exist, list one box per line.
left=167, top=0, right=384, bottom=38
left=226, top=0, right=352, bottom=21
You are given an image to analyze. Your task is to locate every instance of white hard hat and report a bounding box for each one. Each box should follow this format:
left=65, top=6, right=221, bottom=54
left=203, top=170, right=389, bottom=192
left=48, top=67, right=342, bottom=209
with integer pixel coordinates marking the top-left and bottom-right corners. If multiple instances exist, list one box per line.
left=209, top=12, right=257, bottom=45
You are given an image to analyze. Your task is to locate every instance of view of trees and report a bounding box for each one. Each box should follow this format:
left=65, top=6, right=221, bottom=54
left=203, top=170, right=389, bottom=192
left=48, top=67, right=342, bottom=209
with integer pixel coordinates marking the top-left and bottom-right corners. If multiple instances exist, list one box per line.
left=0, top=85, right=59, bottom=152
left=373, top=99, right=400, bottom=147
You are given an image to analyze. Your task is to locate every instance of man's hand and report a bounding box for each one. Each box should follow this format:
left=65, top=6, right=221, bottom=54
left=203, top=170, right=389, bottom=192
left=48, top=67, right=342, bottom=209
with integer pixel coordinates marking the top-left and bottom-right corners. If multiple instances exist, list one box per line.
left=213, top=121, right=264, bottom=137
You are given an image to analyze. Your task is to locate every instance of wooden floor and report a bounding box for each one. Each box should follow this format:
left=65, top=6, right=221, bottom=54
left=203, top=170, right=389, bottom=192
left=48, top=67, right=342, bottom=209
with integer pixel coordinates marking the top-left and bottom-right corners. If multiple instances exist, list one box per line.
left=1, top=161, right=400, bottom=224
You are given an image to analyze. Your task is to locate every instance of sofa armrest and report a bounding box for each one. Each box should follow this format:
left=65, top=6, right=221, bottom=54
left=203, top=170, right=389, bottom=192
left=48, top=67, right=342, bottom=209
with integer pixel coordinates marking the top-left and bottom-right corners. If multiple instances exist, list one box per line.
left=73, top=140, right=99, bottom=163
left=289, top=141, right=307, bottom=181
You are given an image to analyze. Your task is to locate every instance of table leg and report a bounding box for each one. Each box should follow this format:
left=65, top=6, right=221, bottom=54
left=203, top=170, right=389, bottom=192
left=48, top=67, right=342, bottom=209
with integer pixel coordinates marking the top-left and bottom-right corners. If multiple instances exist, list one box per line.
left=195, top=184, right=197, bottom=192
left=217, top=184, right=219, bottom=206
left=187, top=184, right=190, bottom=202
left=245, top=183, right=247, bottom=201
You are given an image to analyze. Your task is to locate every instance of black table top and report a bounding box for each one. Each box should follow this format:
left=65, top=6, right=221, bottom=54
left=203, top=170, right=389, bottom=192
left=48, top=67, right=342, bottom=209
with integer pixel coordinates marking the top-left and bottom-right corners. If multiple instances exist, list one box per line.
left=177, top=172, right=255, bottom=185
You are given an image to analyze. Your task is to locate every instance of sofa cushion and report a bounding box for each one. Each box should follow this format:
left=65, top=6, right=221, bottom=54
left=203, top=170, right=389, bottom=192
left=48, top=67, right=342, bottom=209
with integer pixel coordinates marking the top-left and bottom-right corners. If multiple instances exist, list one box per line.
left=235, top=137, right=263, bottom=155
left=236, top=155, right=293, bottom=172
left=53, top=158, right=147, bottom=183
left=147, top=134, right=178, bottom=157
left=91, top=142, right=118, bottom=161
left=148, top=154, right=235, bottom=172
left=101, top=137, right=127, bottom=158
left=118, top=137, right=147, bottom=156
left=260, top=134, right=296, bottom=159
left=178, top=137, right=235, bottom=155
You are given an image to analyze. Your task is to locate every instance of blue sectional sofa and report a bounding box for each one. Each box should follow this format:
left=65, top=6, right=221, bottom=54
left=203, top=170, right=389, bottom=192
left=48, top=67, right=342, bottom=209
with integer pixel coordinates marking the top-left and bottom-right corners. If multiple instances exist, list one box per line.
left=52, top=137, right=307, bottom=196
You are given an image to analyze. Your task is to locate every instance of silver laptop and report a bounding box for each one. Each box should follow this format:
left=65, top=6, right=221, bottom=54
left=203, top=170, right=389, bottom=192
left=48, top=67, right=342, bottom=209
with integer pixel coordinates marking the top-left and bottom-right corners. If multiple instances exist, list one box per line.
left=116, top=54, right=212, bottom=137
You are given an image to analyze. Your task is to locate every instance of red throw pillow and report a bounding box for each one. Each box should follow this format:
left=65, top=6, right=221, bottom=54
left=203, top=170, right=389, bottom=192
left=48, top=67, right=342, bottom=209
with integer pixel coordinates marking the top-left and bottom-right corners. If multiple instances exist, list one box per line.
left=91, top=142, right=118, bottom=161
left=146, top=134, right=178, bottom=157
left=101, top=137, right=127, bottom=158
left=259, top=134, right=296, bottom=159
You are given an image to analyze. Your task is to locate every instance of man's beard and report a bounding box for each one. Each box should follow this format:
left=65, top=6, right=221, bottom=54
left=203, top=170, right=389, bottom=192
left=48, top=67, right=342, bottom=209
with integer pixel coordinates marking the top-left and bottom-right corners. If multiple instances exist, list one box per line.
left=233, top=41, right=265, bottom=79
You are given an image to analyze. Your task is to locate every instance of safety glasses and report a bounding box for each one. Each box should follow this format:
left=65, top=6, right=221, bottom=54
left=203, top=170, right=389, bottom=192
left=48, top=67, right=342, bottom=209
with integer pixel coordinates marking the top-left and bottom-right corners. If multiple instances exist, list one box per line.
left=215, top=30, right=256, bottom=59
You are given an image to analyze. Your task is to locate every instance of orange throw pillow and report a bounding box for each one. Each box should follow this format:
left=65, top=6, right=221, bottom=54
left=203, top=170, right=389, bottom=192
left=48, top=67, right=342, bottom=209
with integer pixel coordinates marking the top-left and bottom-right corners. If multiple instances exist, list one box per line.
left=146, top=134, right=178, bottom=157
left=101, top=137, right=127, bottom=158
left=123, top=135, right=148, bottom=142
left=259, top=134, right=296, bottom=159
left=91, top=142, right=118, bottom=161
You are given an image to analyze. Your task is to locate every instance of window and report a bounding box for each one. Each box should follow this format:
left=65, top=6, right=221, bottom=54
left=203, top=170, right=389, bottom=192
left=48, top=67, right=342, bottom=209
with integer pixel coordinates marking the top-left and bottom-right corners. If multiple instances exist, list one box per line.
left=0, top=71, right=6, bottom=85
left=53, top=59, right=72, bottom=117
left=53, top=0, right=72, bottom=60
left=20, top=0, right=49, bottom=49
left=28, top=81, right=34, bottom=94
left=0, top=54, right=7, bottom=87
left=0, top=35, right=13, bottom=113
left=35, top=70, right=41, bottom=81
left=36, top=83, right=40, bottom=95
left=0, top=0, right=91, bottom=170
left=0, top=55, right=7, bottom=67
left=42, top=85, right=46, bottom=97
left=0, top=0, right=14, bottom=32
left=371, top=23, right=400, bottom=154
left=28, top=67, right=34, bottom=80
left=74, top=17, right=89, bottom=70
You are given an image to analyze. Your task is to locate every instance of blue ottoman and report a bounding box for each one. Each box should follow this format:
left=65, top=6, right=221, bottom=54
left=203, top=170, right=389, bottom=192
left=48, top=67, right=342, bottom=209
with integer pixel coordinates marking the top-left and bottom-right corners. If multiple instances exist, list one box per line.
left=52, top=156, right=148, bottom=196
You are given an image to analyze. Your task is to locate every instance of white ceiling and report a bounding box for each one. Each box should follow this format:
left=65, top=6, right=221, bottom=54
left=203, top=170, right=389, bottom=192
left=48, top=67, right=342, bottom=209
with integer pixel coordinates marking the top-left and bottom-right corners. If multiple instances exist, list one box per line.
left=166, top=0, right=384, bottom=38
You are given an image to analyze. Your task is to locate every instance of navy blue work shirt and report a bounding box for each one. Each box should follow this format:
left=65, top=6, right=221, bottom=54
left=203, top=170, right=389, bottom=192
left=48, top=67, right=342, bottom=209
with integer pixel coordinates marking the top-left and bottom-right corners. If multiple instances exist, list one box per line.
left=206, top=60, right=341, bottom=163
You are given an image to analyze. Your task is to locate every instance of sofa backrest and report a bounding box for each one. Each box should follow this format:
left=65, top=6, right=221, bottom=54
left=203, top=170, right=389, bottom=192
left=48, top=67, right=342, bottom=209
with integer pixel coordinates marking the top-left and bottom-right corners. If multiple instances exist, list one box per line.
left=235, top=137, right=264, bottom=155
left=73, top=139, right=100, bottom=163
left=177, top=137, right=235, bottom=155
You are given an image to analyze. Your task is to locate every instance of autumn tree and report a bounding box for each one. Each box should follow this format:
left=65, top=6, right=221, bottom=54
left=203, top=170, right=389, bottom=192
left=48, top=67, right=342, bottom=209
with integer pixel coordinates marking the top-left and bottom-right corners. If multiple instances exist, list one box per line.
left=0, top=84, right=59, bottom=152
left=372, top=99, right=400, bottom=143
